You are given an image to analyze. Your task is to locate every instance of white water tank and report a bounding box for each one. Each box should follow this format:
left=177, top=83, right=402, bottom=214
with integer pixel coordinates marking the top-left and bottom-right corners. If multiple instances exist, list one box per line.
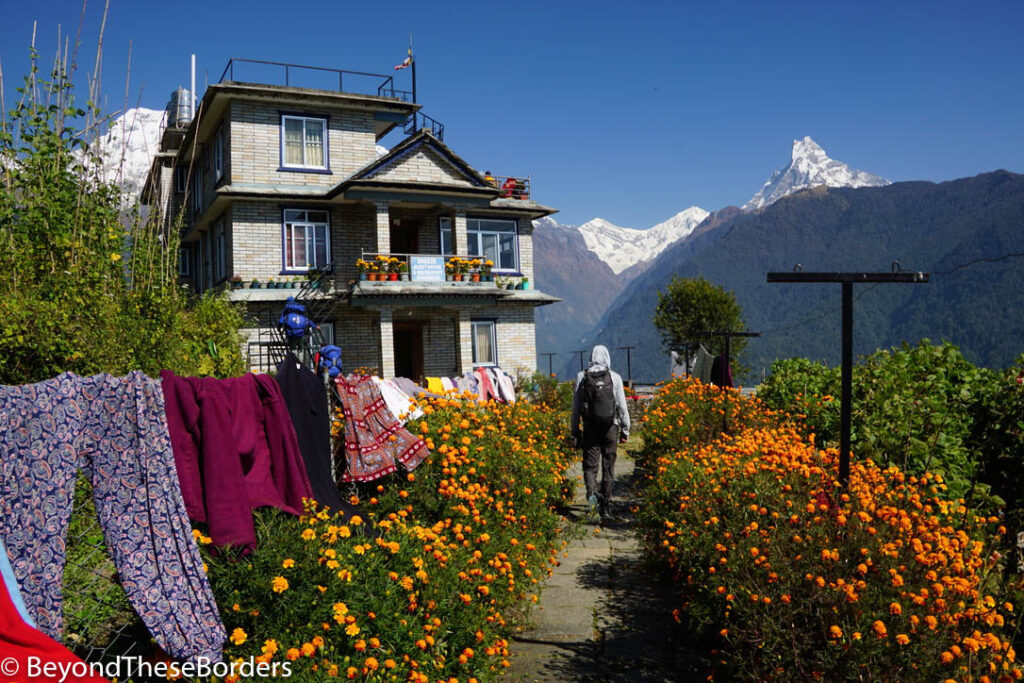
left=166, top=88, right=193, bottom=128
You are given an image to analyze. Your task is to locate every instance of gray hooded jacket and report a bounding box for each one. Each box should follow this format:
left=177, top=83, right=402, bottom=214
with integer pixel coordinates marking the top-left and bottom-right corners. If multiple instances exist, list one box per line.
left=570, top=345, right=631, bottom=438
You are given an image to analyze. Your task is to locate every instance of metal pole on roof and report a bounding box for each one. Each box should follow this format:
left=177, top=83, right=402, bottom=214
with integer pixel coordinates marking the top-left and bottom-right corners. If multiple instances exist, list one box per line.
left=409, top=35, right=416, bottom=105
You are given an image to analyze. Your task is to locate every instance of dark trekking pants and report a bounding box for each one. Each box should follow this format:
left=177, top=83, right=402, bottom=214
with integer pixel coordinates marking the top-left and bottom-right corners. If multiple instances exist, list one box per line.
left=583, top=423, right=618, bottom=510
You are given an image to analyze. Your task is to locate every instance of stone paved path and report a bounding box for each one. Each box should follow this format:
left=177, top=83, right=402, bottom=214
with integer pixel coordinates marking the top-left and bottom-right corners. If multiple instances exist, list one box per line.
left=506, top=452, right=705, bottom=682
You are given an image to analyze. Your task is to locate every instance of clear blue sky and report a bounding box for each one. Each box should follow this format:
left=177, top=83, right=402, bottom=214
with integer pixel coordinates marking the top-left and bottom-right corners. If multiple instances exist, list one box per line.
left=2, top=0, right=1022, bottom=227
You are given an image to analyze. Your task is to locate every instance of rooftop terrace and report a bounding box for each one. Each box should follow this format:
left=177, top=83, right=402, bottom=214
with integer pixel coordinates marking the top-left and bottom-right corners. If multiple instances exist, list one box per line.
left=218, top=58, right=414, bottom=102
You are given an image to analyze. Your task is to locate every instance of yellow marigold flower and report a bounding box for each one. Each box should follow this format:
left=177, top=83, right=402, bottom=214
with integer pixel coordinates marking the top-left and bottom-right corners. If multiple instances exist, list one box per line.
left=229, top=628, right=247, bottom=645
left=350, top=515, right=363, bottom=526
left=333, top=602, right=349, bottom=614
left=282, top=558, right=295, bottom=569
left=271, top=576, right=289, bottom=593
left=300, top=528, right=316, bottom=541
left=346, top=623, right=361, bottom=636
left=262, top=639, right=279, bottom=655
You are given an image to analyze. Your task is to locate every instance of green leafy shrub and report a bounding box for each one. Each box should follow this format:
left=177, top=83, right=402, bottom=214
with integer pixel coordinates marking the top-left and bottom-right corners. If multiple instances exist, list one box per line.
left=757, top=342, right=995, bottom=501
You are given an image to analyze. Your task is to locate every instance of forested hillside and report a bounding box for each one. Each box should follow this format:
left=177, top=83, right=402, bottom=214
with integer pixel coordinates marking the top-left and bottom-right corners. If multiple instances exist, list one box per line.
left=582, top=170, right=1024, bottom=382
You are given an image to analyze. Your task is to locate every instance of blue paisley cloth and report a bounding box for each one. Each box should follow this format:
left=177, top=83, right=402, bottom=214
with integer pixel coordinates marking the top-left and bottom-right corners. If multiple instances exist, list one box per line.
left=0, top=372, right=226, bottom=661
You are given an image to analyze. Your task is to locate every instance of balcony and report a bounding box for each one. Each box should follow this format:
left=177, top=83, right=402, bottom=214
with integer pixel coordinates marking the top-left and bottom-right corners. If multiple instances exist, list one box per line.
left=218, top=58, right=413, bottom=102
left=483, top=175, right=531, bottom=201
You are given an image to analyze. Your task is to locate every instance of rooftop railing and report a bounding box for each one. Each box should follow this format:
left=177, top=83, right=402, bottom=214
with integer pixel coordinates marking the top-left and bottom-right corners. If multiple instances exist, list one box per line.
left=404, top=111, right=446, bottom=141
left=218, top=58, right=413, bottom=102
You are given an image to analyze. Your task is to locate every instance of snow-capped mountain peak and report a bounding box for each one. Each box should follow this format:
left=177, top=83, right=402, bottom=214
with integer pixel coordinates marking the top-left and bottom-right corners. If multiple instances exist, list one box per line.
left=743, top=136, right=889, bottom=211
left=88, top=107, right=166, bottom=203
left=576, top=206, right=709, bottom=274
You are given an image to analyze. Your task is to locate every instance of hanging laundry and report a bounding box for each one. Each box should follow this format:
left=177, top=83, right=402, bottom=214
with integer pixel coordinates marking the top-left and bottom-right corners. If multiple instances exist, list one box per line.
left=440, top=376, right=456, bottom=393
left=0, top=372, right=225, bottom=662
left=710, top=355, right=734, bottom=388
left=474, top=367, right=500, bottom=402
left=335, top=374, right=429, bottom=482
left=161, top=370, right=314, bottom=551
left=0, top=565, right=109, bottom=682
left=371, top=376, right=424, bottom=423
left=692, top=345, right=715, bottom=384
left=1, top=538, right=34, bottom=627
left=492, top=367, right=517, bottom=403
left=425, top=377, right=446, bottom=395
left=455, top=371, right=480, bottom=399
left=393, top=376, right=442, bottom=400
left=275, top=353, right=346, bottom=514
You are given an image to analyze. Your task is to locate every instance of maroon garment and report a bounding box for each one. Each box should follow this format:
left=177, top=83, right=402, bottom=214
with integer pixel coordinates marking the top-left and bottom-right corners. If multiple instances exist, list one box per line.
left=160, top=371, right=315, bottom=550
left=336, top=374, right=429, bottom=483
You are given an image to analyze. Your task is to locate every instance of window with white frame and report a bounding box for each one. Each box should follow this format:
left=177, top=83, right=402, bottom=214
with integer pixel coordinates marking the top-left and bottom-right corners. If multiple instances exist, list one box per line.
left=283, top=209, right=330, bottom=271
left=281, top=115, right=327, bottom=169
left=471, top=320, right=497, bottom=367
left=213, top=218, right=227, bottom=282
left=213, top=127, right=224, bottom=181
left=467, top=218, right=518, bottom=271
left=439, top=216, right=453, bottom=255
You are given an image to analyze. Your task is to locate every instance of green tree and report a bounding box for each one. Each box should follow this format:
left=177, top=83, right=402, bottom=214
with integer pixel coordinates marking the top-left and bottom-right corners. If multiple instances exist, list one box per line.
left=0, top=53, right=244, bottom=384
left=652, top=276, right=748, bottom=370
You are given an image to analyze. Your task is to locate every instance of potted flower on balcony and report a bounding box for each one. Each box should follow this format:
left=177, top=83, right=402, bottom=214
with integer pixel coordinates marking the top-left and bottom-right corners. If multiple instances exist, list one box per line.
left=445, top=258, right=456, bottom=282
left=397, top=260, right=410, bottom=281
left=480, top=260, right=494, bottom=282
left=229, top=274, right=244, bottom=290
left=249, top=277, right=261, bottom=289
left=356, top=259, right=370, bottom=281
left=387, top=257, right=401, bottom=281
left=468, top=258, right=483, bottom=283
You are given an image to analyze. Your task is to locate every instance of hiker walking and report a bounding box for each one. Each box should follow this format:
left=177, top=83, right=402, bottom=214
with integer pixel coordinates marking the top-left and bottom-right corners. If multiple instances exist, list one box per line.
left=570, top=344, right=631, bottom=518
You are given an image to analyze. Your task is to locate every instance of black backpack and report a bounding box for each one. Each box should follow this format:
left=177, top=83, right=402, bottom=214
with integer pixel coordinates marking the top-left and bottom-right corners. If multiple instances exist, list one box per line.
left=582, top=369, right=616, bottom=430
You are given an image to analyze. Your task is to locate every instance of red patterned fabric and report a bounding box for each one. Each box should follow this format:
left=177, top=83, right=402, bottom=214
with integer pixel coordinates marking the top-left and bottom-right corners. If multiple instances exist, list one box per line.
left=336, top=374, right=429, bottom=482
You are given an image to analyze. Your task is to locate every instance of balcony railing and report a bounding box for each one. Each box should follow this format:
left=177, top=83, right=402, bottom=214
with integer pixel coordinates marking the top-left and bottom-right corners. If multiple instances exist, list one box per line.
left=359, top=251, right=504, bottom=284
left=483, top=175, right=530, bottom=200
left=218, top=58, right=413, bottom=102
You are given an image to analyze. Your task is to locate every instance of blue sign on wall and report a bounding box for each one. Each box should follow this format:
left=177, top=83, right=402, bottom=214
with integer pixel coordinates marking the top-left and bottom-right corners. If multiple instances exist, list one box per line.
left=410, top=256, right=446, bottom=282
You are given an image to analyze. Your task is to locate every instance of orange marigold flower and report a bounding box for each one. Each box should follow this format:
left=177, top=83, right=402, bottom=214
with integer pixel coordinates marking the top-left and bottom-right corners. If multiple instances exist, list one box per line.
left=889, top=602, right=902, bottom=615
left=229, top=628, right=247, bottom=646
left=896, top=634, right=910, bottom=645
left=829, top=625, right=843, bottom=639
left=872, top=620, right=888, bottom=638
left=271, top=576, right=289, bottom=593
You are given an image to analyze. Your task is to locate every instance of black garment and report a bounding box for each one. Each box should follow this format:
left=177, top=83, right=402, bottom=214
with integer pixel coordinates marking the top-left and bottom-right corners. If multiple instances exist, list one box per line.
left=275, top=353, right=346, bottom=513
left=710, top=355, right=733, bottom=388
left=582, top=422, right=618, bottom=514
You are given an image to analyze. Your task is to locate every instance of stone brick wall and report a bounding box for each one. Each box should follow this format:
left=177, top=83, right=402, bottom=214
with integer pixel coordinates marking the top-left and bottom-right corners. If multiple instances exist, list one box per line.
left=371, top=147, right=474, bottom=186
left=229, top=100, right=376, bottom=187
left=471, top=303, right=537, bottom=378
left=517, top=216, right=534, bottom=281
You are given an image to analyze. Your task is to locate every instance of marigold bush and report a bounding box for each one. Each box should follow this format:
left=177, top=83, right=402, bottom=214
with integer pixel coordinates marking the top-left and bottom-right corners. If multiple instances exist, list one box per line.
left=200, top=391, right=575, bottom=682
left=637, top=377, right=1023, bottom=681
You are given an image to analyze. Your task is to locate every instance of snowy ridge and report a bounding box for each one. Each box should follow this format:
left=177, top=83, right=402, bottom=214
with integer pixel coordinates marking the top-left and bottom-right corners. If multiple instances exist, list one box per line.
left=577, top=207, right=709, bottom=274
left=89, top=107, right=166, bottom=203
left=743, top=136, right=889, bottom=211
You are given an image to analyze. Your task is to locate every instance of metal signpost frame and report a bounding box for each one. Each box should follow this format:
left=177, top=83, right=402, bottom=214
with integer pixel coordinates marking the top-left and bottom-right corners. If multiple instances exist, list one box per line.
left=766, top=270, right=929, bottom=488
